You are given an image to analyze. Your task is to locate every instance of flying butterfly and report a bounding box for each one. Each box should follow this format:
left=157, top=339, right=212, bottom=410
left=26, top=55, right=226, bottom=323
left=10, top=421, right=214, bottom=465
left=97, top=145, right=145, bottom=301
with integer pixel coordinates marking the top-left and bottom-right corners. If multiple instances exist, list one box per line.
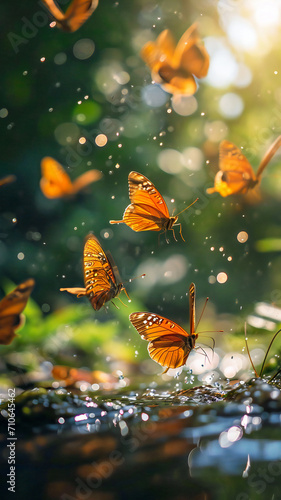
left=141, top=23, right=209, bottom=95
left=60, top=233, right=130, bottom=310
left=40, top=156, right=102, bottom=199
left=0, top=175, right=16, bottom=188
left=110, top=171, right=198, bottom=242
left=207, top=136, right=281, bottom=198
left=42, top=0, right=99, bottom=32
left=130, top=283, right=199, bottom=374
left=0, top=279, right=35, bottom=345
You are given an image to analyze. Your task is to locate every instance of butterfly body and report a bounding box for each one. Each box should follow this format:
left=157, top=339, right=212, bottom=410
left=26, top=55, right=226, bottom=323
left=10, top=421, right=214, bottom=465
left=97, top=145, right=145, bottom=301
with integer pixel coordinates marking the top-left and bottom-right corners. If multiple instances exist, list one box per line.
left=130, top=283, right=198, bottom=373
left=110, top=171, right=195, bottom=242
left=141, top=24, right=209, bottom=95
left=165, top=215, right=178, bottom=231
left=0, top=279, right=35, bottom=345
left=60, top=234, right=127, bottom=310
left=83, top=239, right=124, bottom=310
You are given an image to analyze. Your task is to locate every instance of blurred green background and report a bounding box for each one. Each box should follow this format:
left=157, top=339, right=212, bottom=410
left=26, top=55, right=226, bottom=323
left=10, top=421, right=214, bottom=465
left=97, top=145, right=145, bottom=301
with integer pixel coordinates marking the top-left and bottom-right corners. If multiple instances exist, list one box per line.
left=1, top=0, right=281, bottom=381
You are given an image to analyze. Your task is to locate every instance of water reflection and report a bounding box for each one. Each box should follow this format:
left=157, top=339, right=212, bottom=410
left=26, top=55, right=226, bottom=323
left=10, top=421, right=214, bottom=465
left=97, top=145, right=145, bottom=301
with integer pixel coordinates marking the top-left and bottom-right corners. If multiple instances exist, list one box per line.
left=0, top=379, right=280, bottom=500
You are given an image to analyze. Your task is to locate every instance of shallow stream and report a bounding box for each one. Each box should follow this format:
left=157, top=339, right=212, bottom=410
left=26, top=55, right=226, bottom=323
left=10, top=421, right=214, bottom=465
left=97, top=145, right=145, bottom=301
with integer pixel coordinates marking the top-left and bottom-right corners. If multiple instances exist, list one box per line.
left=1, top=378, right=281, bottom=500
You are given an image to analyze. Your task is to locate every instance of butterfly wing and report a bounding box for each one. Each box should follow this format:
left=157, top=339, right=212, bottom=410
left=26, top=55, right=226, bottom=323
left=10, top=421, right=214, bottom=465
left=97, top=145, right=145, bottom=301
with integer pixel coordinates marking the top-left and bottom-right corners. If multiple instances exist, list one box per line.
left=141, top=29, right=176, bottom=73
left=0, top=279, right=35, bottom=345
left=0, top=175, right=16, bottom=188
left=63, top=0, right=99, bottom=32
left=130, top=312, right=193, bottom=370
left=40, top=157, right=74, bottom=199
left=141, top=30, right=192, bottom=94
left=83, top=234, right=123, bottom=310
left=60, top=287, right=87, bottom=297
left=110, top=171, right=171, bottom=232
left=141, top=25, right=208, bottom=95
left=41, top=0, right=65, bottom=22
left=71, top=169, right=103, bottom=194
left=207, top=141, right=257, bottom=197
left=157, top=71, right=198, bottom=95
left=174, top=23, right=209, bottom=79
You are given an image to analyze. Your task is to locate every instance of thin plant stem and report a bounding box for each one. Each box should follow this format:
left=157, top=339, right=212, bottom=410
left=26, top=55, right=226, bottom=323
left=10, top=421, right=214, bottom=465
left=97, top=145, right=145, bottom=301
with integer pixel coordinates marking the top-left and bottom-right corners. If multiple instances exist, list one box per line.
left=259, top=328, right=281, bottom=378
left=268, top=368, right=281, bottom=383
left=256, top=135, right=281, bottom=179
left=244, top=322, right=259, bottom=378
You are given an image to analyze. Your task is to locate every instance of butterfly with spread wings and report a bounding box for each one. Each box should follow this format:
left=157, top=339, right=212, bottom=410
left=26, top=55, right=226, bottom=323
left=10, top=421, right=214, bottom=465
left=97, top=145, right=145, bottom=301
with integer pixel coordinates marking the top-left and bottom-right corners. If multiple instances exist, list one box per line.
left=207, top=136, right=281, bottom=198
left=0, top=279, right=35, bottom=345
left=130, top=283, right=198, bottom=374
left=42, top=0, right=99, bottom=32
left=40, top=157, right=102, bottom=199
left=60, top=234, right=129, bottom=310
left=141, top=23, right=209, bottom=95
left=110, top=171, right=197, bottom=242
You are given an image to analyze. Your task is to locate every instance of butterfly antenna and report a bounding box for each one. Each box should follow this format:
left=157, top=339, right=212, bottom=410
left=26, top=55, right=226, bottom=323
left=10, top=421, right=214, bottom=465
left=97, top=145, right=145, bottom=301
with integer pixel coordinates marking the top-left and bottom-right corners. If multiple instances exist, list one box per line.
left=196, top=297, right=209, bottom=331
left=244, top=322, right=259, bottom=378
left=256, top=135, right=281, bottom=179
left=259, top=327, right=281, bottom=378
left=175, top=197, right=199, bottom=217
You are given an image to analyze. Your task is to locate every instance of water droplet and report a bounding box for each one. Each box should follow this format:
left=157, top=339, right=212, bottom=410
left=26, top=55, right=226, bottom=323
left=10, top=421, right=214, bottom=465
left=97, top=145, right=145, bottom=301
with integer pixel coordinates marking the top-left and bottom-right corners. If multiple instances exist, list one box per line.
left=237, top=231, right=248, bottom=243
left=217, top=272, right=228, bottom=284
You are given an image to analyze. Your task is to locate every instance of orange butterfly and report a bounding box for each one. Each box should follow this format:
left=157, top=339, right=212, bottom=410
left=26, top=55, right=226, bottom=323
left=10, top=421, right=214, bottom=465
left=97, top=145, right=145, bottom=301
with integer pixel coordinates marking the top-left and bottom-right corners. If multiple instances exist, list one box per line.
left=60, top=233, right=129, bottom=310
left=130, top=283, right=198, bottom=374
left=141, top=23, right=209, bottom=95
left=0, top=279, right=35, bottom=345
left=40, top=157, right=102, bottom=199
left=0, top=175, right=16, bottom=187
left=110, top=171, right=197, bottom=242
left=42, top=0, right=99, bottom=32
left=207, top=136, right=281, bottom=198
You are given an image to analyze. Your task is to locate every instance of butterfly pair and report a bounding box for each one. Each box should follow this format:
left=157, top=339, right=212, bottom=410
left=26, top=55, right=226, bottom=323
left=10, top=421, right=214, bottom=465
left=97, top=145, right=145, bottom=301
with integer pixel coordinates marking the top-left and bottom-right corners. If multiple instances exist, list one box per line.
left=40, top=157, right=102, bottom=199
left=207, top=136, right=281, bottom=198
left=141, top=23, right=209, bottom=95
left=0, top=279, right=35, bottom=345
left=60, top=236, right=200, bottom=373
left=110, top=171, right=198, bottom=242
left=42, top=0, right=98, bottom=32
